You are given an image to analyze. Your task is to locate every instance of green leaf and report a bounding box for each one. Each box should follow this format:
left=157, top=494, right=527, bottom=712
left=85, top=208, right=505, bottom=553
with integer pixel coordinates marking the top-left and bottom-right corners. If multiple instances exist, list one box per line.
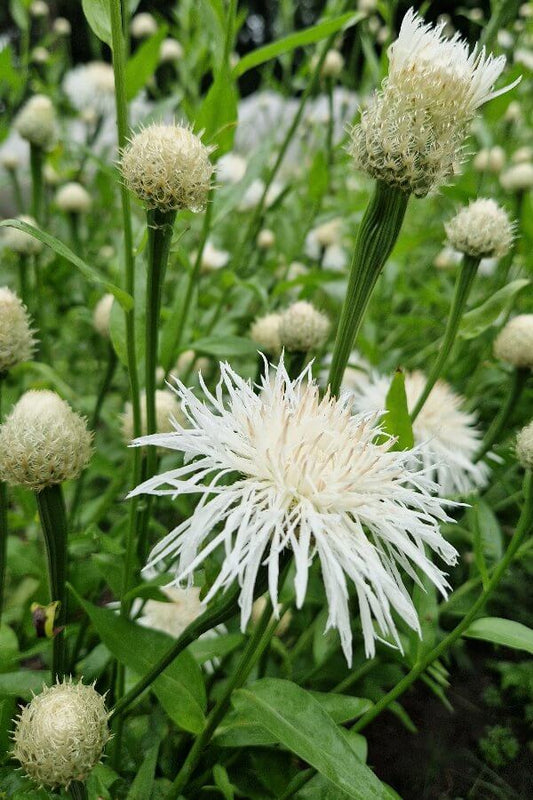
left=213, top=764, right=235, bottom=800
left=464, top=617, right=533, bottom=655
left=125, top=26, right=168, bottom=100
left=82, top=0, right=112, bottom=48
left=195, top=63, right=238, bottom=155
left=467, top=500, right=503, bottom=584
left=126, top=743, right=159, bottom=800
left=459, top=279, right=529, bottom=340
left=0, top=220, right=133, bottom=311
left=379, top=369, right=414, bottom=450
left=187, top=335, right=258, bottom=359
left=189, top=632, right=245, bottom=664
left=0, top=671, right=50, bottom=698
left=308, top=150, right=329, bottom=204
left=231, top=679, right=395, bottom=799
left=74, top=594, right=207, bottom=733
left=233, top=12, right=364, bottom=77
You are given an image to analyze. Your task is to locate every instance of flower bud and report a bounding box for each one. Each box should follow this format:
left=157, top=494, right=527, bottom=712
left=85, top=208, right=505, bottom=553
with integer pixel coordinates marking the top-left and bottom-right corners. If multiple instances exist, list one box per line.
left=55, top=182, right=92, bottom=214
left=2, top=215, right=43, bottom=256
left=0, top=391, right=93, bottom=490
left=12, top=679, right=110, bottom=789
left=0, top=151, right=21, bottom=171
left=318, top=50, right=345, bottom=79
left=31, top=47, right=49, bottom=65
left=0, top=288, right=36, bottom=374
left=63, top=62, right=115, bottom=117
left=257, top=229, right=275, bottom=249
left=500, top=162, right=533, bottom=192
left=516, top=421, right=533, bottom=469
left=15, top=95, right=57, bottom=150
left=433, top=245, right=462, bottom=270
left=474, top=146, right=505, bottom=173
left=249, top=312, right=283, bottom=355
left=217, top=153, right=247, bottom=184
left=122, top=389, right=181, bottom=442
left=279, top=301, right=330, bottom=353
left=130, top=12, right=158, bottom=39
left=493, top=315, right=533, bottom=369
left=175, top=350, right=210, bottom=376
left=198, top=241, right=230, bottom=274
left=445, top=198, right=513, bottom=258
left=53, top=17, right=71, bottom=36
left=160, top=38, right=183, bottom=63
left=121, top=124, right=214, bottom=213
left=30, top=0, right=48, bottom=18
left=512, top=146, right=532, bottom=164
left=93, top=294, right=114, bottom=339
left=504, top=100, right=522, bottom=123
left=43, top=164, right=61, bottom=186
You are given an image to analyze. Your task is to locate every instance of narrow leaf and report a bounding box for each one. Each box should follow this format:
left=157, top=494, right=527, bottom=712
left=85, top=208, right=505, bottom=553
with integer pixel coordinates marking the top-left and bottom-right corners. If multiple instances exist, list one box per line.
left=380, top=369, right=414, bottom=450
left=464, top=617, right=533, bottom=655
left=195, top=63, right=238, bottom=155
left=126, top=743, right=159, bottom=800
left=0, top=220, right=133, bottom=310
left=125, top=26, right=167, bottom=100
left=459, top=279, right=529, bottom=339
left=186, top=335, right=258, bottom=359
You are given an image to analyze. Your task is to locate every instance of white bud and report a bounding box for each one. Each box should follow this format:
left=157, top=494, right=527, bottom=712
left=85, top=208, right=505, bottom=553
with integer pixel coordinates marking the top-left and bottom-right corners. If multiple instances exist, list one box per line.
left=0, top=287, right=36, bottom=373
left=500, top=162, right=533, bottom=192
left=433, top=246, right=462, bottom=270
left=357, top=0, right=377, bottom=14
left=12, top=679, right=110, bottom=789
left=320, top=50, right=344, bottom=78
left=493, top=315, right=533, bottom=368
left=0, top=391, right=93, bottom=490
left=216, top=152, right=247, bottom=184
left=474, top=146, right=505, bottom=173
left=279, top=301, right=330, bottom=352
left=43, top=164, right=60, bottom=186
left=31, top=47, right=49, bottom=64
left=121, top=124, right=214, bottom=213
left=516, top=421, right=533, bottom=469
left=53, top=17, right=71, bottom=36
left=257, top=229, right=275, bottom=249
left=130, top=12, right=158, bottom=39
left=198, top=241, right=230, bottom=274
left=175, top=349, right=210, bottom=376
left=445, top=198, right=514, bottom=258
left=55, top=182, right=92, bottom=214
left=512, top=146, right=533, bottom=164
left=160, top=38, right=184, bottom=63
left=2, top=215, right=43, bottom=256
left=122, top=389, right=182, bottom=442
left=249, top=312, right=283, bottom=355
left=30, top=0, right=48, bottom=18
left=0, top=151, right=21, bottom=170
left=93, top=294, right=114, bottom=338
left=504, top=101, right=522, bottom=122
left=15, top=95, right=57, bottom=150
left=63, top=62, right=115, bottom=117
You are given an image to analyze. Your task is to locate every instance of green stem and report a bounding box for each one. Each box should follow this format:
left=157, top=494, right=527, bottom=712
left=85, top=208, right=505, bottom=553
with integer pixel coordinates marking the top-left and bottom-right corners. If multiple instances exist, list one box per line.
left=30, top=144, right=44, bottom=223
left=475, top=368, right=529, bottom=462
left=327, top=181, right=409, bottom=396
left=0, top=376, right=7, bottom=626
left=167, top=598, right=285, bottom=799
left=35, top=484, right=69, bottom=681
left=32, top=255, right=46, bottom=362
left=68, top=781, right=88, bottom=800
left=287, top=351, right=307, bottom=380
left=67, top=212, right=82, bottom=254
left=8, top=168, right=24, bottom=213
left=411, top=253, right=480, bottom=421
left=17, top=255, right=28, bottom=306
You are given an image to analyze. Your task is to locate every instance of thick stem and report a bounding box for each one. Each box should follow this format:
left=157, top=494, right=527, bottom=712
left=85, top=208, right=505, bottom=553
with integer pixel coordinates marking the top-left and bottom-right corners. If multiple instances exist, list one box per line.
left=30, top=144, right=44, bottom=223
left=475, top=367, right=529, bottom=462
left=35, top=484, right=68, bottom=681
left=0, top=376, right=7, bottom=626
left=327, top=181, right=409, bottom=396
left=411, top=253, right=480, bottom=421
left=8, top=168, right=24, bottom=213
left=68, top=781, right=88, bottom=800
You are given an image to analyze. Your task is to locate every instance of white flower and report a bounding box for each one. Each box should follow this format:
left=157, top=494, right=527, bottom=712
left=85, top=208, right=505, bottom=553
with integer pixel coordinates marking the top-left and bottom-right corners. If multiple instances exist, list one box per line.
left=349, top=369, right=489, bottom=495
left=350, top=8, right=518, bottom=196
left=239, top=179, right=284, bottom=211
left=216, top=152, right=247, bottom=184
left=63, top=62, right=116, bottom=118
left=516, top=421, right=533, bottom=469
left=128, top=359, right=457, bottom=664
left=445, top=198, right=514, bottom=258
left=197, top=241, right=230, bottom=274
left=138, top=586, right=205, bottom=638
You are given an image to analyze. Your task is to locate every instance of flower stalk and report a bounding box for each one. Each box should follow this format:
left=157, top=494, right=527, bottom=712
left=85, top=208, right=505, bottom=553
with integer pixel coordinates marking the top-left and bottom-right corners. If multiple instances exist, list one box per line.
left=475, top=367, right=529, bottom=462
left=29, top=143, right=44, bottom=223
left=411, top=254, right=480, bottom=421
left=35, top=483, right=68, bottom=681
left=327, top=181, right=409, bottom=396
left=0, top=375, right=7, bottom=626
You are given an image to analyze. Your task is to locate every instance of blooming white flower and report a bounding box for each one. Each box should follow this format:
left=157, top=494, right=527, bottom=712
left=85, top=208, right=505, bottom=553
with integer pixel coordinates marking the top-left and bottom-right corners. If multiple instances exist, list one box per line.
left=63, top=62, right=116, bottom=118
left=197, top=241, right=230, bottom=274
left=216, top=152, right=247, bottom=184
left=349, top=369, right=489, bottom=495
left=500, top=162, right=533, bottom=192
left=129, top=359, right=457, bottom=663
left=350, top=8, right=518, bottom=196
left=516, top=421, right=533, bottom=469
left=138, top=586, right=205, bottom=638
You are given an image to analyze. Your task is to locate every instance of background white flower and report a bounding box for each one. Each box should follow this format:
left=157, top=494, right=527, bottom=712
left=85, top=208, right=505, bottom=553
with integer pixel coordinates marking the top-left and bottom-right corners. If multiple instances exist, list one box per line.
left=129, top=359, right=457, bottom=664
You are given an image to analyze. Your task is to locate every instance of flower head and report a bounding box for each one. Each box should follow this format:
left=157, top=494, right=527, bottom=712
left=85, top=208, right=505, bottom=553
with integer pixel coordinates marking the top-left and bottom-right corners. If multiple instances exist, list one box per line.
left=93, top=293, right=114, bottom=338
left=0, top=287, right=36, bottom=373
left=160, top=38, right=184, bottom=63
left=62, top=62, right=115, bottom=118
left=279, top=301, right=330, bottom=353
left=130, top=12, right=158, bottom=39
left=2, top=215, right=43, bottom=256
left=129, top=359, right=457, bottom=663
left=55, top=182, right=92, bottom=214
left=500, top=162, right=533, bottom=192
left=139, top=586, right=204, bottom=638
left=0, top=391, right=93, bottom=491
left=516, top=421, right=533, bottom=469
left=15, top=95, right=57, bottom=150
left=349, top=8, right=517, bottom=196
left=121, top=123, right=214, bottom=213
left=122, top=389, right=182, bottom=442
left=349, top=368, right=489, bottom=495
left=445, top=198, right=514, bottom=258
left=12, top=679, right=110, bottom=789
left=493, top=315, right=533, bottom=368
left=249, top=312, right=283, bottom=355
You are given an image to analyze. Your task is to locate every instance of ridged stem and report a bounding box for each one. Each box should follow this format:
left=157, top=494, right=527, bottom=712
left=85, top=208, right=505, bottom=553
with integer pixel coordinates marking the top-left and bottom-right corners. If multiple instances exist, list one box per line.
left=327, top=181, right=409, bottom=396
left=411, top=253, right=480, bottom=421
left=29, top=143, right=44, bottom=223
left=69, top=781, right=88, bottom=800
left=475, top=367, right=529, bottom=462
left=35, top=483, right=68, bottom=681
left=0, top=375, right=7, bottom=626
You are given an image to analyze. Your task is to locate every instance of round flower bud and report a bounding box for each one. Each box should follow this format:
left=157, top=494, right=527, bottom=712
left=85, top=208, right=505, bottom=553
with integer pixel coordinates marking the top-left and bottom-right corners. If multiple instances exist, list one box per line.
left=122, top=389, right=181, bottom=442
left=249, top=312, right=283, bottom=355
left=121, top=124, right=214, bottom=213
left=279, top=301, right=331, bottom=353
left=493, top=315, right=533, bottom=369
left=14, top=95, right=57, bottom=150
left=445, top=198, right=513, bottom=258
left=93, top=294, right=114, bottom=338
left=512, top=146, right=532, bottom=164
left=30, top=0, right=48, bottom=18
left=31, top=47, right=49, bottom=65
left=474, top=146, right=505, bottom=173
left=175, top=349, right=210, bottom=376
left=500, top=162, right=533, bottom=192
left=198, top=241, right=230, bottom=274
left=53, top=17, right=71, bottom=36
left=63, top=62, right=115, bottom=117
left=504, top=100, right=522, bottom=123
left=2, top=215, right=43, bottom=256
left=43, top=164, right=60, bottom=186
left=357, top=0, right=377, bottom=14
left=160, top=38, right=183, bottom=63
left=516, top=421, right=533, bottom=469
left=433, top=245, right=461, bottom=270
left=55, top=182, right=92, bottom=214
left=0, top=288, right=36, bottom=374
left=320, top=50, right=344, bottom=78
left=257, top=229, right=275, bottom=249
left=217, top=152, right=247, bottom=184
left=130, top=12, right=158, bottom=39
left=0, top=391, right=93, bottom=490
left=12, top=679, right=110, bottom=789
left=0, top=151, right=21, bottom=171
